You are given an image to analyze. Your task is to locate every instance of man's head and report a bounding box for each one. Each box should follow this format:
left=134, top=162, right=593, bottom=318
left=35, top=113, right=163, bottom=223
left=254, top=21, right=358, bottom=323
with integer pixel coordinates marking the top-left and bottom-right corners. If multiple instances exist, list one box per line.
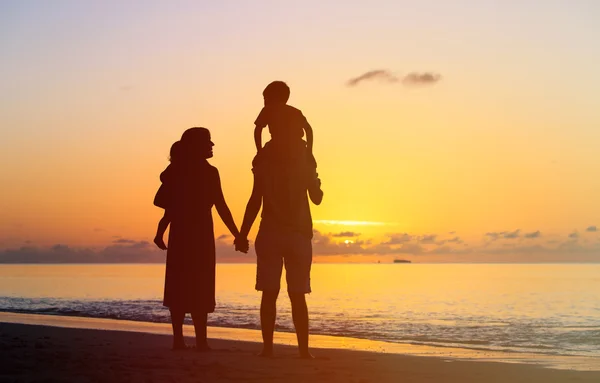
left=263, top=81, right=290, bottom=106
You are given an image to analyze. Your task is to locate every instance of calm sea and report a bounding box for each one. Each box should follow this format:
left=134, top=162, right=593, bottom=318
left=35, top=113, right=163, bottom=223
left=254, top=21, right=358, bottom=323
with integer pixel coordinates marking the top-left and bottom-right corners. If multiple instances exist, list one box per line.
left=0, top=264, right=598, bottom=357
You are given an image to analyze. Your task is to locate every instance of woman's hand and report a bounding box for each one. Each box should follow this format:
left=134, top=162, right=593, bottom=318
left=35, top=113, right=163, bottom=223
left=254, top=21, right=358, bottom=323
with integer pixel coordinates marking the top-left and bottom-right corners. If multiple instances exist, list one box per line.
left=154, top=235, right=168, bottom=251
left=234, top=236, right=250, bottom=253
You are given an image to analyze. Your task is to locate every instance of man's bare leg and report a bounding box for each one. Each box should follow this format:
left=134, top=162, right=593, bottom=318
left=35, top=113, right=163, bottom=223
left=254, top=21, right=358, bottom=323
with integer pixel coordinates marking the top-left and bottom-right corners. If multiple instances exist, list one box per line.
left=259, top=290, right=279, bottom=356
left=289, top=292, right=313, bottom=359
left=170, top=309, right=187, bottom=350
left=191, top=311, right=210, bottom=351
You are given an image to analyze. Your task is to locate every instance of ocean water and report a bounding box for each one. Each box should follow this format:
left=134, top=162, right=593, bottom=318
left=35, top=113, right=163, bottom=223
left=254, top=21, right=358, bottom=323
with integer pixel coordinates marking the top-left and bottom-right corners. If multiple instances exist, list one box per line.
left=0, top=263, right=599, bottom=357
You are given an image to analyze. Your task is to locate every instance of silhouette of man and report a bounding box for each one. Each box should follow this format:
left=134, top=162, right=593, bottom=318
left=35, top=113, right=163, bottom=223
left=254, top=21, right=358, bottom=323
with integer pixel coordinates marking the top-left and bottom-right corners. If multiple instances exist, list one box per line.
left=238, top=150, right=323, bottom=358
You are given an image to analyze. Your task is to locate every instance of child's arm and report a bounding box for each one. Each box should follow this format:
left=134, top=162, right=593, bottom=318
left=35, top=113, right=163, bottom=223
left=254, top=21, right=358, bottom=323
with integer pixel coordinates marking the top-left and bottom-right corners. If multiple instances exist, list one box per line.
left=254, top=124, right=264, bottom=152
left=254, top=106, right=269, bottom=152
left=154, top=211, right=170, bottom=250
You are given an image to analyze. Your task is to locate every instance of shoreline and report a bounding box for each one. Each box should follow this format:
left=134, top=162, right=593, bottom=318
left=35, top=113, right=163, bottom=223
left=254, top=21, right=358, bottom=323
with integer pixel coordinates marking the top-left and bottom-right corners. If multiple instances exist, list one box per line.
left=2, top=308, right=590, bottom=358
left=1, top=312, right=598, bottom=372
left=2, top=315, right=600, bottom=383
left=2, top=262, right=600, bottom=264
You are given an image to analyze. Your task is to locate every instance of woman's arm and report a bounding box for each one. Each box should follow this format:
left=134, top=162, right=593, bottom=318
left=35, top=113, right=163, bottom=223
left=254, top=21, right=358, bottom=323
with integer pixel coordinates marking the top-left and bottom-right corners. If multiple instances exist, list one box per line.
left=213, top=170, right=240, bottom=238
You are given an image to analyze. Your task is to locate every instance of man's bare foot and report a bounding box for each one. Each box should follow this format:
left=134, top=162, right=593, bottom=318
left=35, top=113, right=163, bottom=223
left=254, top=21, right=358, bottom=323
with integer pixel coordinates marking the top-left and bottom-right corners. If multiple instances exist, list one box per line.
left=172, top=341, right=189, bottom=351
left=299, top=351, right=315, bottom=359
left=195, top=342, right=212, bottom=352
left=257, top=348, right=274, bottom=357
left=154, top=236, right=167, bottom=250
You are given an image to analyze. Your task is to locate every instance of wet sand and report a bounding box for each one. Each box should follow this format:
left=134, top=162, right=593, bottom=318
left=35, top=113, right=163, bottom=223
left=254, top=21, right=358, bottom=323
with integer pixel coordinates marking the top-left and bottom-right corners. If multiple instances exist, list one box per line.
left=1, top=313, right=599, bottom=382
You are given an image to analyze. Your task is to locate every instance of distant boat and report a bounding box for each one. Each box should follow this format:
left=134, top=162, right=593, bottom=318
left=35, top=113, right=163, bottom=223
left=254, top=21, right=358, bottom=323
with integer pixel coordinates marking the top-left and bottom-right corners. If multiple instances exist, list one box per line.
left=393, top=259, right=411, bottom=264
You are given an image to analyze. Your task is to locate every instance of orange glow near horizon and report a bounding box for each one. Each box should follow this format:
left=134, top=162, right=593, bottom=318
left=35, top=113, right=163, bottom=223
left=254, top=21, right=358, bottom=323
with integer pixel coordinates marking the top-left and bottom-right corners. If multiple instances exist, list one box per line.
left=1, top=1, right=600, bottom=262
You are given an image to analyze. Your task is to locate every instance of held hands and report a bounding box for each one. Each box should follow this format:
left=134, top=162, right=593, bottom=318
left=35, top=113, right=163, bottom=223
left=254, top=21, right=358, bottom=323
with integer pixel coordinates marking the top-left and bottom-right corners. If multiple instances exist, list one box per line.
left=234, top=236, right=250, bottom=253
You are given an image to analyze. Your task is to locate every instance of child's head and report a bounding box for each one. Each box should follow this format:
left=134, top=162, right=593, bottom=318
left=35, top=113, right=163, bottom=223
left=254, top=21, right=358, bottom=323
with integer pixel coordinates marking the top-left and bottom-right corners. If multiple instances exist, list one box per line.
left=169, top=141, right=182, bottom=163
left=263, top=81, right=290, bottom=106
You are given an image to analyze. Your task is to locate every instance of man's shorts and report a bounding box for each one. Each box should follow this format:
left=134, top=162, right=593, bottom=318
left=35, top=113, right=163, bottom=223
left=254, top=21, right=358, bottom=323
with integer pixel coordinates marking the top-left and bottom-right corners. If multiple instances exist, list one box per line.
left=255, top=228, right=312, bottom=294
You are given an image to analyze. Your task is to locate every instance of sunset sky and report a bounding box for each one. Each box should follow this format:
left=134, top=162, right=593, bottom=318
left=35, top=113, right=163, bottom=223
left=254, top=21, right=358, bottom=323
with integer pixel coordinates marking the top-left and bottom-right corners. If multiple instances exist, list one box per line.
left=1, top=0, right=599, bottom=262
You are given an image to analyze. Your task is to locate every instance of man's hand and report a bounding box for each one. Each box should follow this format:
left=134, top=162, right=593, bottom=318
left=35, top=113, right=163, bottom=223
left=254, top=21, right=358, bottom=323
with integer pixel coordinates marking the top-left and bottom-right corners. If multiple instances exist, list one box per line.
left=234, top=236, right=250, bottom=253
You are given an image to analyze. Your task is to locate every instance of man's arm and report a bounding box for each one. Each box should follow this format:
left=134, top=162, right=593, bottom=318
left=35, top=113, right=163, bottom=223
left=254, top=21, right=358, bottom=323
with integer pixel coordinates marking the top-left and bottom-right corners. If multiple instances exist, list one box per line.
left=240, top=173, right=263, bottom=238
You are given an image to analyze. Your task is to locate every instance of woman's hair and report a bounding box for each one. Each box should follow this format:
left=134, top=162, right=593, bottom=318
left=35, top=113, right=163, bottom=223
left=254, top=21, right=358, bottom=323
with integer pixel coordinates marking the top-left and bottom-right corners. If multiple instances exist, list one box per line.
left=181, top=127, right=210, bottom=143
left=178, top=127, right=211, bottom=161
left=169, top=141, right=182, bottom=163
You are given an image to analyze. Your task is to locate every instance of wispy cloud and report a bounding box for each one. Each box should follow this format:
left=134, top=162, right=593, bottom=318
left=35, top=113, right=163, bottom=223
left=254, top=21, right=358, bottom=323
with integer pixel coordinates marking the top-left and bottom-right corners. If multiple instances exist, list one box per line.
left=331, top=231, right=361, bottom=238
left=347, top=69, right=441, bottom=87
left=313, top=220, right=394, bottom=226
left=0, top=241, right=161, bottom=263
left=382, top=233, right=413, bottom=245
left=311, top=228, right=600, bottom=259
left=485, top=232, right=502, bottom=240
left=0, top=238, right=247, bottom=263
left=418, top=234, right=437, bottom=244
left=402, top=72, right=442, bottom=85
left=113, top=238, right=137, bottom=244
left=485, top=230, right=521, bottom=240
left=347, top=70, right=399, bottom=86
left=3, top=227, right=598, bottom=263
left=524, top=231, right=541, bottom=239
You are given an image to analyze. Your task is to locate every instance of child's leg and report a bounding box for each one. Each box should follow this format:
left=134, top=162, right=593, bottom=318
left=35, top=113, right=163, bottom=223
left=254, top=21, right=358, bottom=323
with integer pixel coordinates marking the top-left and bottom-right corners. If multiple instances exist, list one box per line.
left=296, top=139, right=317, bottom=169
left=308, top=151, right=317, bottom=169
left=191, top=311, right=210, bottom=351
left=305, top=143, right=318, bottom=174
left=169, top=309, right=186, bottom=349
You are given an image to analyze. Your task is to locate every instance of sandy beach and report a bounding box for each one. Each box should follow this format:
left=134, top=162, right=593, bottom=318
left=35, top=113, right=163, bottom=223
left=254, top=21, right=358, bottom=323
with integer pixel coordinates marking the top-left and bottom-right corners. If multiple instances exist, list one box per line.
left=1, top=314, right=599, bottom=383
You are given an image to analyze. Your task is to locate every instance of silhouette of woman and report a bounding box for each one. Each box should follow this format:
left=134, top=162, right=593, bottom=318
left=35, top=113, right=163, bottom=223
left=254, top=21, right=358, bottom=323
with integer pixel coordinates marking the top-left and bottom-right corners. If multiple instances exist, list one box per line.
left=157, top=127, right=241, bottom=350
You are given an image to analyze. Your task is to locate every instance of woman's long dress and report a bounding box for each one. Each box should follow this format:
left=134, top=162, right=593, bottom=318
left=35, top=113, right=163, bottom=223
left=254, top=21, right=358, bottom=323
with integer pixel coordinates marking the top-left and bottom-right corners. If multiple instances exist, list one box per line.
left=159, top=161, right=219, bottom=313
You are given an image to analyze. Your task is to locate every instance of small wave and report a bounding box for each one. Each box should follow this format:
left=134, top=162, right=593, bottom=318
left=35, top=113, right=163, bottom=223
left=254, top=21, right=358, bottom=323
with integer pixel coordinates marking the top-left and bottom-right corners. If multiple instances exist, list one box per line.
left=2, top=296, right=600, bottom=358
